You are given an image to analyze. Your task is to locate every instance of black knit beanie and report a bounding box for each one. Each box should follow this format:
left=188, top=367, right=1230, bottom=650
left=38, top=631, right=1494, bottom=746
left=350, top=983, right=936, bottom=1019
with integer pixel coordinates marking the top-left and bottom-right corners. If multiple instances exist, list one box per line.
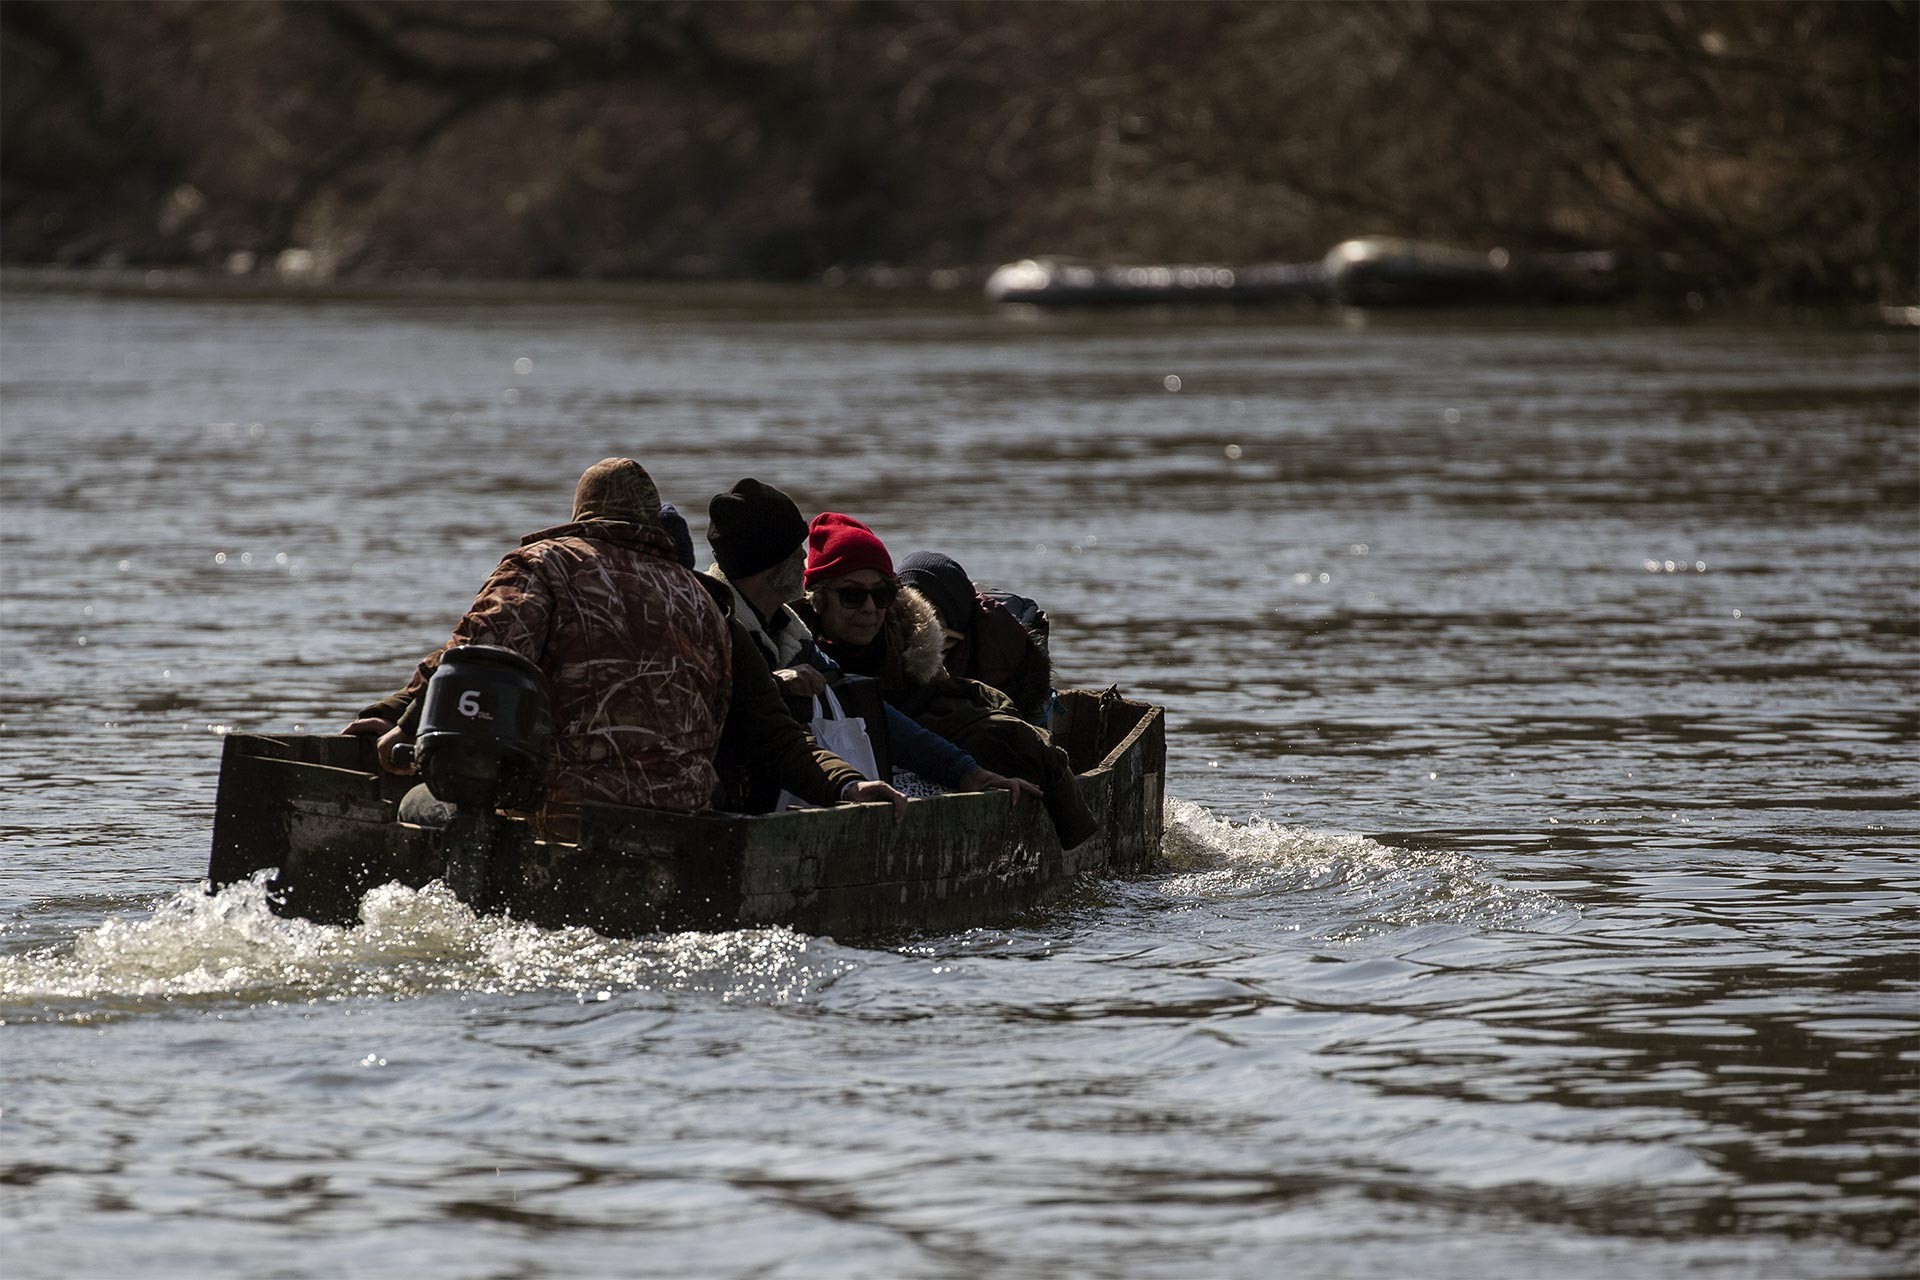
left=898, top=551, right=977, bottom=630
left=706, top=478, right=809, bottom=579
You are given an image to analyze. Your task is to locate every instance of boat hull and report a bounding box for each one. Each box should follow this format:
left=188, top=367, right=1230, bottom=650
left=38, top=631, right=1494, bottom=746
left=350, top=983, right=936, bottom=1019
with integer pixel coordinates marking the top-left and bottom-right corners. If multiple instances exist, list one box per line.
left=209, top=689, right=1165, bottom=939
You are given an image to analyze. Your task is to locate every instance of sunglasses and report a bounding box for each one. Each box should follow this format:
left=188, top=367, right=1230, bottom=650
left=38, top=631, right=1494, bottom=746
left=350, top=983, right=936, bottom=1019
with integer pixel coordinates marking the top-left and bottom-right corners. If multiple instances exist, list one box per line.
left=829, top=583, right=899, bottom=609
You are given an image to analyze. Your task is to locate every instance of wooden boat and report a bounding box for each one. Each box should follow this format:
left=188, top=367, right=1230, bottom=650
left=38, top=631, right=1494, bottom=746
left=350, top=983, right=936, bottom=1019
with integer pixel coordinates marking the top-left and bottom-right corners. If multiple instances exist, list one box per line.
left=208, top=687, right=1165, bottom=939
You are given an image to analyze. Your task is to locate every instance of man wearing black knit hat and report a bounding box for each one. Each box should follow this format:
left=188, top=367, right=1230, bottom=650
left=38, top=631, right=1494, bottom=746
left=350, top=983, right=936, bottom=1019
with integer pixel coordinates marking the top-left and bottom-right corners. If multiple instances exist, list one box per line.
left=708, top=479, right=807, bottom=581
left=705, top=478, right=829, bottom=699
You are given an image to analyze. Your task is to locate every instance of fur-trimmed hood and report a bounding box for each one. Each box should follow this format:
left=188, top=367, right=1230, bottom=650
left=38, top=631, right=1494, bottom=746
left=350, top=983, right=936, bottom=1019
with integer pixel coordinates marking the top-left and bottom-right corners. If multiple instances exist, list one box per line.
left=806, top=583, right=948, bottom=693
left=887, top=585, right=948, bottom=687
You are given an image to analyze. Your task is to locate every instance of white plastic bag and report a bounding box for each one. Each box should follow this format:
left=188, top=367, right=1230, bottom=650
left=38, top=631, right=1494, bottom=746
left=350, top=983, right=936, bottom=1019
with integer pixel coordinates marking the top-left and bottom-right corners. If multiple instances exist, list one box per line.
left=776, top=686, right=880, bottom=812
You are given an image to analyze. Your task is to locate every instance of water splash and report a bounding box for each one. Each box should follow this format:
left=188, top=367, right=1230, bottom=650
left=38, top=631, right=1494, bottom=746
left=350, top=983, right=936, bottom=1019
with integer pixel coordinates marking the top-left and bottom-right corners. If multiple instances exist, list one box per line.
left=0, top=874, right=856, bottom=1021
left=1156, top=798, right=1569, bottom=935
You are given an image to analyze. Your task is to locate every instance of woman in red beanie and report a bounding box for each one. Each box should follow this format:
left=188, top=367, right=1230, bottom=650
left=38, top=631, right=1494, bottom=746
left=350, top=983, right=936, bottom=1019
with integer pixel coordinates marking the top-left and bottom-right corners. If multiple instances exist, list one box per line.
left=803, top=513, right=1098, bottom=849
left=803, top=513, right=901, bottom=656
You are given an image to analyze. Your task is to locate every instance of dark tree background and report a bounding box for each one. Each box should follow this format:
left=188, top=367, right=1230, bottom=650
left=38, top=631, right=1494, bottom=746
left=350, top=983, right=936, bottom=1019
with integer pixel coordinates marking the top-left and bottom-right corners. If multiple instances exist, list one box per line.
left=3, top=0, right=1914, bottom=302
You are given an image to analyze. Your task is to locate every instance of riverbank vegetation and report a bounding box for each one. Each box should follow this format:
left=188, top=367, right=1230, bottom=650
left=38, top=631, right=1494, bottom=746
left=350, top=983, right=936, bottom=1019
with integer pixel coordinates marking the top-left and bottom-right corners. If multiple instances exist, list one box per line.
left=3, top=1, right=1913, bottom=303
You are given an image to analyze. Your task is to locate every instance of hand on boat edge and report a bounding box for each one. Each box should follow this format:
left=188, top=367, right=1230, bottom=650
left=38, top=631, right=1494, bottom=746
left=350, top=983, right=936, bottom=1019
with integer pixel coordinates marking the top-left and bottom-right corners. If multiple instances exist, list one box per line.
left=962, top=769, right=1043, bottom=806
left=342, top=717, right=393, bottom=738
left=840, top=778, right=909, bottom=823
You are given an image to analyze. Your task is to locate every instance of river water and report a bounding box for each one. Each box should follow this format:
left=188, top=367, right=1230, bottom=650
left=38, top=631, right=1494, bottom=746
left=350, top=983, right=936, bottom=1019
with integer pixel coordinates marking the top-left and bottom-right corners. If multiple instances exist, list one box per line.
left=1, top=277, right=1914, bottom=1279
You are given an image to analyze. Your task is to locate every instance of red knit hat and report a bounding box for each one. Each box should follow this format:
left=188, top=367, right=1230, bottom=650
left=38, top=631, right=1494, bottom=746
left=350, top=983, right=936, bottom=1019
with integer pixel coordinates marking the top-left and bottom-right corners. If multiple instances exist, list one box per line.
left=805, top=512, right=894, bottom=587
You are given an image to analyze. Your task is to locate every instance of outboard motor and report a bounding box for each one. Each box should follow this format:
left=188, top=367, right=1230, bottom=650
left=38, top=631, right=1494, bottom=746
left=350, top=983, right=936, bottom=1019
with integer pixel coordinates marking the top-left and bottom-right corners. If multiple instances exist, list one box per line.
left=413, top=645, right=552, bottom=811
left=403, top=645, right=552, bottom=907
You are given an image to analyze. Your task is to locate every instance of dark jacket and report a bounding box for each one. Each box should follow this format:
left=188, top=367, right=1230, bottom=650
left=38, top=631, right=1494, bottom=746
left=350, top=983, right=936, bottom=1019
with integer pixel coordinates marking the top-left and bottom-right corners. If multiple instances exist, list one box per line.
left=947, top=594, right=1051, bottom=724
left=897, top=553, right=1051, bottom=722
left=697, top=576, right=866, bottom=813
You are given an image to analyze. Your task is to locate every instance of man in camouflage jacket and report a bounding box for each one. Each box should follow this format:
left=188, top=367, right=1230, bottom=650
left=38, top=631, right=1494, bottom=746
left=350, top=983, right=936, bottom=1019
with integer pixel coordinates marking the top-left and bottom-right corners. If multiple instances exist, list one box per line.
left=377, top=458, right=732, bottom=815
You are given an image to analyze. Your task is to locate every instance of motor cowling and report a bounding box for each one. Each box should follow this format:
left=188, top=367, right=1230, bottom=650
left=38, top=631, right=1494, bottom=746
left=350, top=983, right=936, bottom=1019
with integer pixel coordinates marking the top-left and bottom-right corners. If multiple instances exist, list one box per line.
left=414, top=645, right=552, bottom=811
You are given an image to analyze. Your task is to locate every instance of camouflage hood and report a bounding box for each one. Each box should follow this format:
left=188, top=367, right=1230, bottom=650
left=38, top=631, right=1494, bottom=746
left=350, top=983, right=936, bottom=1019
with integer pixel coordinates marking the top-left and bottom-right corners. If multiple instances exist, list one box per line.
left=522, top=518, right=679, bottom=563
left=571, top=457, right=662, bottom=525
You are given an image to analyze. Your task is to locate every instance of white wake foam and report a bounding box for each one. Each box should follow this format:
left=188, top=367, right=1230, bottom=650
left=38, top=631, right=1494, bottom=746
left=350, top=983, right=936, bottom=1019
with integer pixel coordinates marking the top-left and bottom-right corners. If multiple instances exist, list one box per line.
left=1155, top=798, right=1568, bottom=934
left=0, top=873, right=856, bottom=1019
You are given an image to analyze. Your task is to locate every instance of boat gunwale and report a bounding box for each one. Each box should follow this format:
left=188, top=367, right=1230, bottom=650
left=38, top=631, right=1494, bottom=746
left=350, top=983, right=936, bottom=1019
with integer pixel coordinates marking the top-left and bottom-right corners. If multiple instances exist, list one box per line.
left=209, top=689, right=1166, bottom=936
